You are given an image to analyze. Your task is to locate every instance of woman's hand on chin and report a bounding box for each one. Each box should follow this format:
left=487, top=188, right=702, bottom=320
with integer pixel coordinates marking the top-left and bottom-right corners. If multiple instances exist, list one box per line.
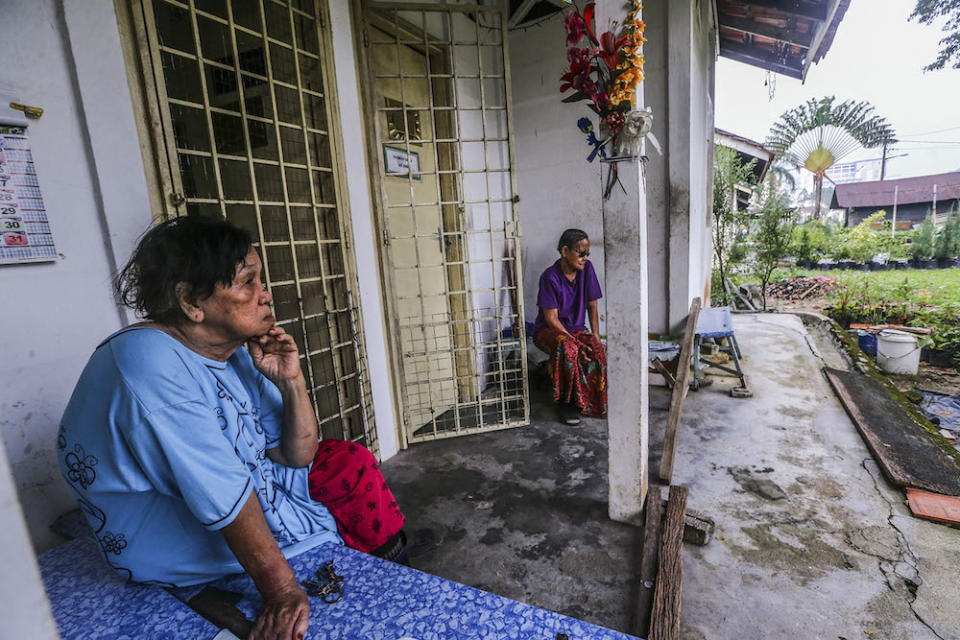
left=248, top=326, right=303, bottom=384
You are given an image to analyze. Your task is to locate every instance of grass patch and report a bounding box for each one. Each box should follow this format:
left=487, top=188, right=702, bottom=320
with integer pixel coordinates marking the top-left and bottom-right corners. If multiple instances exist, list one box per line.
left=768, top=267, right=960, bottom=352
left=774, top=267, right=960, bottom=309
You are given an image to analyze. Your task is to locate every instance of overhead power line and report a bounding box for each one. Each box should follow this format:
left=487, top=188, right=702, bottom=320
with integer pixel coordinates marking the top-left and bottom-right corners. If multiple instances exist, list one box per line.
left=896, top=139, right=960, bottom=145
left=901, top=125, right=960, bottom=137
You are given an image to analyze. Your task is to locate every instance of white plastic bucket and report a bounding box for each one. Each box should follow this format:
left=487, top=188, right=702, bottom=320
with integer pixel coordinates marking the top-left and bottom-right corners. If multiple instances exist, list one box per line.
left=876, top=329, right=920, bottom=376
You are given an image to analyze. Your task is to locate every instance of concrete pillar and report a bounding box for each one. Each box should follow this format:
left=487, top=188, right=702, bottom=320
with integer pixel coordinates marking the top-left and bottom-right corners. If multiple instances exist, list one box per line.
left=666, top=0, right=693, bottom=335
left=643, top=0, right=670, bottom=335
left=602, top=158, right=650, bottom=524
left=596, top=0, right=649, bottom=524
left=643, top=0, right=716, bottom=334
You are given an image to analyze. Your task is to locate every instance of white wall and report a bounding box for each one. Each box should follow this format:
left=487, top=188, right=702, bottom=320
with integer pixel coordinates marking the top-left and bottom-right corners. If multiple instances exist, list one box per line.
left=0, top=0, right=142, bottom=553
left=644, top=1, right=671, bottom=334
left=509, top=23, right=607, bottom=335
left=328, top=0, right=400, bottom=460
left=645, top=0, right=716, bottom=334
left=688, top=0, right=717, bottom=306
left=0, top=0, right=406, bottom=555
left=0, top=439, right=59, bottom=639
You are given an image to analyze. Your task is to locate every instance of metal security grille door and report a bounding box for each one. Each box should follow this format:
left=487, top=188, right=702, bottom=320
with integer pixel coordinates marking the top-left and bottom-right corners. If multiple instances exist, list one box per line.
left=360, top=2, right=529, bottom=443
left=132, top=0, right=377, bottom=452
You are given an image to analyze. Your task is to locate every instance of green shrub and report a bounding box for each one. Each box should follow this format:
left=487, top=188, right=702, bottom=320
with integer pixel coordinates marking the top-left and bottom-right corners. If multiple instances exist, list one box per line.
left=912, top=212, right=937, bottom=259
left=790, top=220, right=830, bottom=261
left=838, top=211, right=888, bottom=262
left=935, top=210, right=960, bottom=259
left=883, top=230, right=912, bottom=259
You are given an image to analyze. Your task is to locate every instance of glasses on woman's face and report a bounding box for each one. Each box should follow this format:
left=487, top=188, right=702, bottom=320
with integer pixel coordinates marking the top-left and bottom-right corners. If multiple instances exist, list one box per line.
left=576, top=249, right=590, bottom=258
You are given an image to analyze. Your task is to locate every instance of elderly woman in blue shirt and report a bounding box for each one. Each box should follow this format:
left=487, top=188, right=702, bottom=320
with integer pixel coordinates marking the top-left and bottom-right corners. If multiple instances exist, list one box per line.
left=58, top=217, right=406, bottom=640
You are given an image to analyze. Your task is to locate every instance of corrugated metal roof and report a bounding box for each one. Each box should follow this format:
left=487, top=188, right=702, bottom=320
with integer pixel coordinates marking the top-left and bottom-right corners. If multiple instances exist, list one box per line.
left=717, top=0, right=851, bottom=80
left=831, top=171, right=960, bottom=208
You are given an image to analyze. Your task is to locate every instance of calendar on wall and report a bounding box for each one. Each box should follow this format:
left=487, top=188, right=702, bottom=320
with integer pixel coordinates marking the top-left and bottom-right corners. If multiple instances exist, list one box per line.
left=0, top=126, right=57, bottom=264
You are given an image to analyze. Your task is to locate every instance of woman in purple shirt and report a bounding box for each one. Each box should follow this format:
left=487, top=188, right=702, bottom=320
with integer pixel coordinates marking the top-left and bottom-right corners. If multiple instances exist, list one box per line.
left=532, top=229, right=607, bottom=425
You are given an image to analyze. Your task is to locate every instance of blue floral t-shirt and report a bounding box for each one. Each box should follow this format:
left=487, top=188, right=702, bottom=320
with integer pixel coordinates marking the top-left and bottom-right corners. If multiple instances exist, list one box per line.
left=58, top=327, right=341, bottom=587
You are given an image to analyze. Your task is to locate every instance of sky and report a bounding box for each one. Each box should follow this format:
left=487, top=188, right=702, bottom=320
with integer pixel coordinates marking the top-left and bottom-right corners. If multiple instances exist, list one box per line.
left=714, top=0, right=960, bottom=182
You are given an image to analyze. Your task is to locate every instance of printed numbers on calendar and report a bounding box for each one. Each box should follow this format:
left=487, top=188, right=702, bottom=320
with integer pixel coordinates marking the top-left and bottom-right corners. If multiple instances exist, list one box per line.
left=0, top=190, right=14, bottom=202
left=0, top=205, right=16, bottom=216
left=2, top=218, right=24, bottom=233
left=2, top=232, right=28, bottom=246
left=0, top=175, right=10, bottom=187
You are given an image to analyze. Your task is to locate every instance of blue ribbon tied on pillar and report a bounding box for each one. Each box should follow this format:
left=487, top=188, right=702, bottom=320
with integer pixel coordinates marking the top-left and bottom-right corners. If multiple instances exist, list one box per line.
left=577, top=117, right=608, bottom=163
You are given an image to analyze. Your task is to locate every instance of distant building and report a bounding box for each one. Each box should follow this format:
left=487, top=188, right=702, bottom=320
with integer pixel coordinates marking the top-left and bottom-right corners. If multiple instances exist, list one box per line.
left=715, top=128, right=774, bottom=211
left=825, top=157, right=882, bottom=184
left=831, top=171, right=960, bottom=227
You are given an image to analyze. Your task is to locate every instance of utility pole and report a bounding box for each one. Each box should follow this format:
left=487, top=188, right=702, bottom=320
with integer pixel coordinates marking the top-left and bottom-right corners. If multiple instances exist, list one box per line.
left=881, top=141, right=888, bottom=180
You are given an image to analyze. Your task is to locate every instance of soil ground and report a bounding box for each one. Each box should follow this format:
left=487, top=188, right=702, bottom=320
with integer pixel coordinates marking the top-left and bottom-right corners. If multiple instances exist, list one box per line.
left=769, top=293, right=960, bottom=397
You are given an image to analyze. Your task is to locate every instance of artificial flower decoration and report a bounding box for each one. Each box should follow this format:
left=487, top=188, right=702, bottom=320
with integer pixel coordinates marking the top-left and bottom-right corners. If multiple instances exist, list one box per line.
left=563, top=11, right=587, bottom=45
left=560, top=0, right=647, bottom=161
left=578, top=117, right=608, bottom=163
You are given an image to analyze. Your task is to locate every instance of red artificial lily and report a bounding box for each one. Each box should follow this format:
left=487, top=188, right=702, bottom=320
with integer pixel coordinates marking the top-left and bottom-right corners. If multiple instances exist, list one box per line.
left=560, top=60, right=587, bottom=93
left=598, top=30, right=629, bottom=71
left=563, top=11, right=587, bottom=45
left=582, top=3, right=598, bottom=45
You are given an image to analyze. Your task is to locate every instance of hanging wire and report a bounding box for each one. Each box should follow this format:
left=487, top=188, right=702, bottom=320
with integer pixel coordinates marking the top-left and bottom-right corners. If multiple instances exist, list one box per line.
left=465, top=0, right=567, bottom=33
left=509, top=7, right=567, bottom=32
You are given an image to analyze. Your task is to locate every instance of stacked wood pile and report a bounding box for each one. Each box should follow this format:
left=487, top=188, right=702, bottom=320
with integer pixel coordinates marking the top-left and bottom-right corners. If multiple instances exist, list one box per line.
left=768, top=276, right=836, bottom=301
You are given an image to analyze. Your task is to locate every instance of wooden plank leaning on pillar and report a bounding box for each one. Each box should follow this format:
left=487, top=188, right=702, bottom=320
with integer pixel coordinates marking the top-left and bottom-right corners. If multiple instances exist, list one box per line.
left=658, top=297, right=701, bottom=483
left=649, top=484, right=689, bottom=640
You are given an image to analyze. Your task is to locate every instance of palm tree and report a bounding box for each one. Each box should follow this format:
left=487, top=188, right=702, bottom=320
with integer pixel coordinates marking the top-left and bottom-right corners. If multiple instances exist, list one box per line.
left=766, top=97, right=897, bottom=219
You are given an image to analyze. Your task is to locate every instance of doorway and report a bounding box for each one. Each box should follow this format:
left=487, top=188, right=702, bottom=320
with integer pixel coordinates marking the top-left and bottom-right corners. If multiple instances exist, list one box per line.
left=358, top=1, right=529, bottom=444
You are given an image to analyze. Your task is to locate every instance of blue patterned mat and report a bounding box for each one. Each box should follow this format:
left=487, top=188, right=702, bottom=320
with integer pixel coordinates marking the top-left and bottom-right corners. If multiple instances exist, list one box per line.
left=40, top=537, right=641, bottom=639
left=202, top=542, right=641, bottom=640
left=39, top=537, right=218, bottom=640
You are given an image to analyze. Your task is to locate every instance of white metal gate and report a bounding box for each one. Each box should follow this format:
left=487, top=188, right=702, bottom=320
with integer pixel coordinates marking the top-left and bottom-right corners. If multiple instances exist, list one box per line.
left=359, top=1, right=529, bottom=444
left=130, top=0, right=378, bottom=452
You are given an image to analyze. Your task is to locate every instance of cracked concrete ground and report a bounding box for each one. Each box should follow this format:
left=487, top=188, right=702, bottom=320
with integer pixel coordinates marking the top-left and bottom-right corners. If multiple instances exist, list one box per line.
left=676, top=314, right=960, bottom=640
left=381, top=313, right=960, bottom=639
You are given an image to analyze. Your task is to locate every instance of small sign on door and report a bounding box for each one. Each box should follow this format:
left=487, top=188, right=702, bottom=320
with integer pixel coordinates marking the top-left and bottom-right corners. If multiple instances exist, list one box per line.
left=383, top=145, right=420, bottom=179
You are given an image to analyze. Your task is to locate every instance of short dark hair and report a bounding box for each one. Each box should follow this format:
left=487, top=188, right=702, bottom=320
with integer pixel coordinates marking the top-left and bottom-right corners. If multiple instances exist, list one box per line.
left=115, top=216, right=253, bottom=324
left=557, top=228, right=589, bottom=253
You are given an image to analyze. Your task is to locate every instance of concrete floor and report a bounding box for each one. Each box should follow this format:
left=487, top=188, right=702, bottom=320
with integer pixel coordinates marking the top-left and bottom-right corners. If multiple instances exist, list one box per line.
left=381, top=313, right=960, bottom=640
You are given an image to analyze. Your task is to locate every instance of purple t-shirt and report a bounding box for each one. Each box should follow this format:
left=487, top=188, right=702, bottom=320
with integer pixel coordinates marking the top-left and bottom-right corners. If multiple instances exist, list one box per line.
left=532, top=259, right=603, bottom=335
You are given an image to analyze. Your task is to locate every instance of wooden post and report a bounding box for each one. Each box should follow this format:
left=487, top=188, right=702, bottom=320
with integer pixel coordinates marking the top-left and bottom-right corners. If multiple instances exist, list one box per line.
left=933, top=183, right=938, bottom=221
left=634, top=484, right=663, bottom=637
left=891, top=185, right=899, bottom=237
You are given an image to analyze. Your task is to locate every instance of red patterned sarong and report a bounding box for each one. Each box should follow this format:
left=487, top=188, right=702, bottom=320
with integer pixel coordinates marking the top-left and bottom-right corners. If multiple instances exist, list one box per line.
left=534, top=329, right=607, bottom=418
left=307, top=440, right=405, bottom=553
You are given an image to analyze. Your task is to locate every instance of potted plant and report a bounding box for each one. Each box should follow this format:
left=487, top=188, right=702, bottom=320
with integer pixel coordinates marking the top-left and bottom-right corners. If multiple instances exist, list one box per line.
left=885, top=229, right=911, bottom=269
left=935, top=211, right=960, bottom=268
left=843, top=211, right=885, bottom=270
left=928, top=326, right=960, bottom=368
left=791, top=226, right=812, bottom=268
left=911, top=212, right=938, bottom=269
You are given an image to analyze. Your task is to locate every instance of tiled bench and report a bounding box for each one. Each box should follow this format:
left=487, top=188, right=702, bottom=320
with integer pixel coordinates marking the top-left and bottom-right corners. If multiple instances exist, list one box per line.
left=41, top=537, right=642, bottom=639
left=38, top=537, right=219, bottom=640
